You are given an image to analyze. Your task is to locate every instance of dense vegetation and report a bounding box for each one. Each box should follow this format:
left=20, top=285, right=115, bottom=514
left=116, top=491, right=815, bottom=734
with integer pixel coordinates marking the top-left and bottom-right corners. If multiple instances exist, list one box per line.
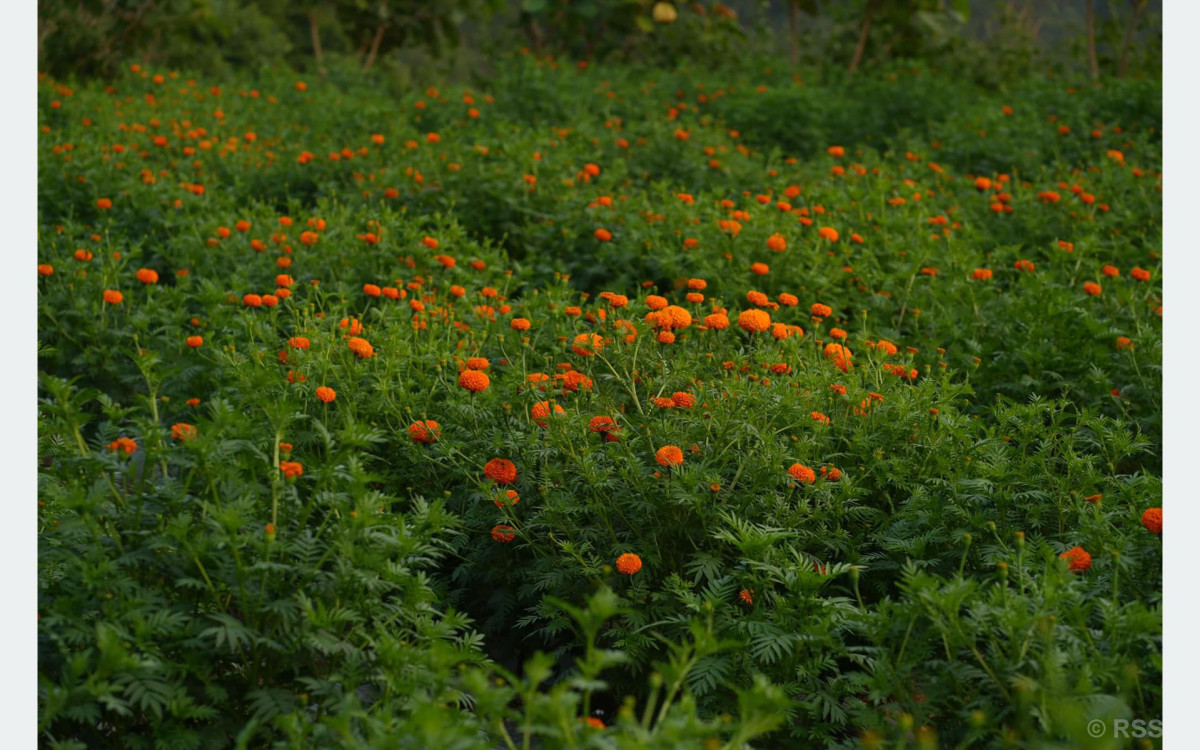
left=38, top=19, right=1161, bottom=749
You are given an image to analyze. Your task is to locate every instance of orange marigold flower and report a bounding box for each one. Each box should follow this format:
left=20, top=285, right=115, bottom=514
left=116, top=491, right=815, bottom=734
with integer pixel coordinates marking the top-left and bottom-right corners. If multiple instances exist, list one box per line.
left=1083, top=282, right=1102, bottom=296
left=655, top=445, right=684, bottom=467
left=827, top=145, right=845, bottom=157
left=364, top=283, right=382, bottom=297
left=465, top=357, right=490, bottom=371
left=737, top=309, right=771, bottom=333
left=654, top=397, right=676, bottom=409
left=491, top=524, right=516, bottom=543
left=585, top=717, right=605, bottom=730
left=1101, top=264, right=1120, bottom=278
left=170, top=423, right=197, bottom=441
left=484, top=458, right=518, bottom=484
left=1059, top=546, right=1092, bottom=572
left=531, top=400, right=565, bottom=427
left=876, top=340, right=898, bottom=356
left=971, top=268, right=993, bottom=281
left=74, top=249, right=93, bottom=262
left=656, top=330, right=675, bottom=344
left=511, top=317, right=531, bottom=331
left=136, top=268, right=159, bottom=284
left=96, top=198, right=113, bottom=210
left=1141, top=507, right=1162, bottom=534
left=778, top=293, right=798, bottom=306
left=1014, top=259, right=1035, bottom=273
left=492, top=489, right=520, bottom=508
left=1116, top=336, right=1134, bottom=350
left=347, top=337, right=374, bottom=358
left=687, top=278, right=707, bottom=291
left=671, top=392, right=695, bottom=408
left=811, top=303, right=832, bottom=318
left=766, top=233, right=787, bottom=252
left=750, top=262, right=769, bottom=276
left=823, top=342, right=853, bottom=372
left=459, top=369, right=490, bottom=393
left=787, top=463, right=816, bottom=484
left=107, top=437, right=137, bottom=454
left=279, top=460, right=304, bottom=479
left=645, top=295, right=668, bottom=311
left=704, top=313, right=729, bottom=330
left=818, top=227, right=839, bottom=243
left=572, top=333, right=605, bottom=357
left=288, top=336, right=311, bottom=350
left=616, top=553, right=642, bottom=575
left=409, top=420, right=441, bottom=443
left=589, top=416, right=618, bottom=434
left=1131, top=267, right=1151, bottom=282
left=811, top=411, right=830, bottom=424
left=102, top=289, right=123, bottom=305
left=186, top=335, right=203, bottom=348
left=315, top=386, right=337, bottom=403
left=243, top=293, right=263, bottom=307
left=738, top=588, right=754, bottom=605
left=594, top=228, right=613, bottom=242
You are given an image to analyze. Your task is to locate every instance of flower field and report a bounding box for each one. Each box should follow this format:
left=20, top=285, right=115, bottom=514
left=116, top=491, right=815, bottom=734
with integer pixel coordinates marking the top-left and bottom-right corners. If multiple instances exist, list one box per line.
left=37, top=53, right=1162, bottom=748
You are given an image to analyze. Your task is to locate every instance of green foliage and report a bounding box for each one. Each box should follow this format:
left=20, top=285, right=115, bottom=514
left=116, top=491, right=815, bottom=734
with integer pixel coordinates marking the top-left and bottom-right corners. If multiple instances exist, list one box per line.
left=38, top=46, right=1160, bottom=747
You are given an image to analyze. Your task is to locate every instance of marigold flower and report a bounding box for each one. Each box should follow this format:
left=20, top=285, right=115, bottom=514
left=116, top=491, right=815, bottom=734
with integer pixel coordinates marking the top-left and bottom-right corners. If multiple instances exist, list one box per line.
left=491, top=524, right=516, bottom=543
left=1131, top=267, right=1151, bottom=282
left=594, top=228, right=612, bottom=242
left=1141, top=507, right=1162, bottom=534
left=347, top=337, right=375, bottom=358
left=484, top=458, right=518, bottom=484
left=1059, top=546, right=1092, bottom=572
left=102, top=289, right=123, bottom=305
left=1083, top=282, right=1102, bottom=296
left=363, top=283, right=382, bottom=297
left=766, top=233, right=787, bottom=252
left=645, top=295, right=668, bottom=311
left=747, top=290, right=770, bottom=307
left=687, top=278, right=707, bottom=291
left=279, top=460, right=304, bottom=479
left=823, top=342, right=853, bottom=372
left=572, top=333, right=605, bottom=357
left=459, top=369, right=490, bottom=393
left=134, top=268, right=158, bottom=284
left=107, top=437, right=137, bottom=454
left=671, top=392, right=695, bottom=408
left=315, top=386, right=336, bottom=403
left=243, top=293, right=263, bottom=307
left=778, top=293, right=798, bottom=306
left=288, top=337, right=310, bottom=350
left=971, top=268, right=993, bottom=281
left=811, top=303, right=832, bottom=318
left=739, top=589, right=754, bottom=605
left=1101, top=265, right=1120, bottom=278
left=616, top=553, right=642, bottom=575
left=531, top=400, right=565, bottom=427
left=589, top=416, right=618, bottom=434
left=465, top=357, right=490, bottom=371
left=170, top=423, right=197, bottom=441
left=737, top=309, right=771, bottom=333
left=818, top=227, right=839, bottom=243
left=1116, top=336, right=1134, bottom=350
left=655, top=445, right=684, bottom=467
left=704, top=313, right=730, bottom=330
left=1014, top=259, right=1035, bottom=273
left=787, top=463, right=816, bottom=484
left=186, top=335, right=203, bottom=348
left=409, top=420, right=441, bottom=443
